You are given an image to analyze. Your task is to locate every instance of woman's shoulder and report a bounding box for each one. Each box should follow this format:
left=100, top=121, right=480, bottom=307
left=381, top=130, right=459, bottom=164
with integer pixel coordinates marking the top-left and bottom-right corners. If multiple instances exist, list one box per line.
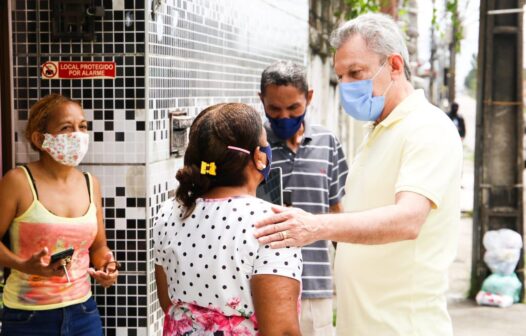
left=2, top=166, right=27, bottom=182
left=0, top=166, right=29, bottom=194
left=229, top=196, right=275, bottom=220
left=232, top=196, right=273, bottom=210
left=154, top=199, right=181, bottom=229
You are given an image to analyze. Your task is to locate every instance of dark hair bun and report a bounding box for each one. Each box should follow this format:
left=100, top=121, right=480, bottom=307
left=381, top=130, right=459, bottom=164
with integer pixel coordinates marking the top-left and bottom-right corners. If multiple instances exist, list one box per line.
left=175, top=164, right=211, bottom=214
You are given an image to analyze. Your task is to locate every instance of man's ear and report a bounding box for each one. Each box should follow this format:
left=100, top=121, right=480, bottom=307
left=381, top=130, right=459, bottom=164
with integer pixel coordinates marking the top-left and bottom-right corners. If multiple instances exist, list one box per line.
left=258, top=92, right=264, bottom=104
left=306, top=89, right=314, bottom=106
left=389, top=54, right=405, bottom=80
left=31, top=131, right=44, bottom=151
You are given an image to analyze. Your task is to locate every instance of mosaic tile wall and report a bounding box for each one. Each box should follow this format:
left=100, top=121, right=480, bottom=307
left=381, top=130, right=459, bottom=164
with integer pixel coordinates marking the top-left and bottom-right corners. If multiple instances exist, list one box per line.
left=145, top=2, right=307, bottom=334
left=10, top=0, right=308, bottom=334
left=146, top=0, right=308, bottom=162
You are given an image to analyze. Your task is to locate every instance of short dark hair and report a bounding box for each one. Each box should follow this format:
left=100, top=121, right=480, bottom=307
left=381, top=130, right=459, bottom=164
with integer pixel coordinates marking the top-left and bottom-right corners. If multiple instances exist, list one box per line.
left=175, top=103, right=263, bottom=218
left=260, top=60, right=309, bottom=96
left=451, top=102, right=459, bottom=113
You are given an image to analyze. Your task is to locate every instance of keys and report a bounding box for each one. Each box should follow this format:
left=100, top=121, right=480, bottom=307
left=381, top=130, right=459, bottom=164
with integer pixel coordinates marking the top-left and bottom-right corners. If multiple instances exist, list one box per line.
left=62, top=263, right=71, bottom=283
left=61, top=256, right=72, bottom=283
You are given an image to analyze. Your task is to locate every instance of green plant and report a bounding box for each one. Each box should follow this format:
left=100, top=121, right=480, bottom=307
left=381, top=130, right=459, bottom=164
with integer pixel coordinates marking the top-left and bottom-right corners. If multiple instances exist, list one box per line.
left=446, top=0, right=464, bottom=52
left=344, top=0, right=381, bottom=19
left=464, top=53, right=477, bottom=97
left=431, top=0, right=464, bottom=53
left=431, top=2, right=438, bottom=28
left=344, top=0, right=414, bottom=20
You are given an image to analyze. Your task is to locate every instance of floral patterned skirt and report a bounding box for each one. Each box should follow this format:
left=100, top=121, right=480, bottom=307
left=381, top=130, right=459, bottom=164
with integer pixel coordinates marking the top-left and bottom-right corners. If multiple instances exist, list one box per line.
left=163, top=302, right=258, bottom=336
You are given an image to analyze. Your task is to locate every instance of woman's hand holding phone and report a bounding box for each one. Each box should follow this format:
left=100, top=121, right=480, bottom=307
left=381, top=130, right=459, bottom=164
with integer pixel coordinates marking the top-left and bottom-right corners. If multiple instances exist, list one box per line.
left=18, top=247, right=69, bottom=277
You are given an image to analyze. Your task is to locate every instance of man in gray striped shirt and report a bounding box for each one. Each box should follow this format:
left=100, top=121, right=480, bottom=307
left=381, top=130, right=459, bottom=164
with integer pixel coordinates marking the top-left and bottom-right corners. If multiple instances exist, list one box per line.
left=259, top=61, right=348, bottom=335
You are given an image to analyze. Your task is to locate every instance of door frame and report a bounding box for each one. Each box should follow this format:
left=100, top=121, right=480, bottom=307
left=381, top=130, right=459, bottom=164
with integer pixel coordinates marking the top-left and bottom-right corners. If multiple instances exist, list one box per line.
left=1, top=0, right=14, bottom=176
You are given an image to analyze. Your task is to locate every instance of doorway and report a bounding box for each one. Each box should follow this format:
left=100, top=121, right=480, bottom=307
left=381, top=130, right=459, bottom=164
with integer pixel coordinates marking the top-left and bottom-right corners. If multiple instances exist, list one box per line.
left=0, top=0, right=14, bottom=177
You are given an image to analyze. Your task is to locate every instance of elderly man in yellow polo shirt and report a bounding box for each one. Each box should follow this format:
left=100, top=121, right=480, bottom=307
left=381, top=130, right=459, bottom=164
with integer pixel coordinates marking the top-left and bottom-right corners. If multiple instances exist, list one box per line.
left=254, top=13, right=463, bottom=336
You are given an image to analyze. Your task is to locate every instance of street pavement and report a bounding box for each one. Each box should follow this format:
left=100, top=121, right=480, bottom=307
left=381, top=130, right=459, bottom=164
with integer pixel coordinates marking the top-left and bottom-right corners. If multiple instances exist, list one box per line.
left=447, top=94, right=526, bottom=335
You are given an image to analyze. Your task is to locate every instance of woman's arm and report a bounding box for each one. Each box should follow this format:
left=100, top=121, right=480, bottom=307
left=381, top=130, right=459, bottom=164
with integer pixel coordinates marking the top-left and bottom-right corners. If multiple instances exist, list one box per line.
left=251, top=275, right=301, bottom=336
left=155, top=265, right=172, bottom=313
left=0, top=169, right=24, bottom=269
left=88, top=175, right=118, bottom=288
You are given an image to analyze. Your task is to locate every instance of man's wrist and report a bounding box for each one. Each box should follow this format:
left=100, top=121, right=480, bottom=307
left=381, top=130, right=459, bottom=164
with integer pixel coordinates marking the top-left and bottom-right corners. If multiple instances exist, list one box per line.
left=316, top=214, right=331, bottom=241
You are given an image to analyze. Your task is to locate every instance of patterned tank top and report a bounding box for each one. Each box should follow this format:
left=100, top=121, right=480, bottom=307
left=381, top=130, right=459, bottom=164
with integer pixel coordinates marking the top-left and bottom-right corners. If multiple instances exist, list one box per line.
left=2, top=166, right=98, bottom=310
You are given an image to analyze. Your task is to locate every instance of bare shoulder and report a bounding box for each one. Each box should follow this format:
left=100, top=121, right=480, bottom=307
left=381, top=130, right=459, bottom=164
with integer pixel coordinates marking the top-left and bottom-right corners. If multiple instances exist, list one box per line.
left=0, top=167, right=30, bottom=207
left=0, top=167, right=28, bottom=191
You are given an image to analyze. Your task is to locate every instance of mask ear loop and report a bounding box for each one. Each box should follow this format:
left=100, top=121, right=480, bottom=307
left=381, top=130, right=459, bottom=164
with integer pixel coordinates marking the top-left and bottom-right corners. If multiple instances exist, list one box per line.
left=372, top=59, right=395, bottom=97
left=371, top=60, right=388, bottom=80
left=382, top=80, right=394, bottom=96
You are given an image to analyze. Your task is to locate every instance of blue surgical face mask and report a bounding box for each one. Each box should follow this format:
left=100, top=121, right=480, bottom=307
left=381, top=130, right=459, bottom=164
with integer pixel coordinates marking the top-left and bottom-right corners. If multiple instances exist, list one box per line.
left=258, top=145, right=272, bottom=181
left=266, top=112, right=306, bottom=140
left=339, top=62, right=393, bottom=122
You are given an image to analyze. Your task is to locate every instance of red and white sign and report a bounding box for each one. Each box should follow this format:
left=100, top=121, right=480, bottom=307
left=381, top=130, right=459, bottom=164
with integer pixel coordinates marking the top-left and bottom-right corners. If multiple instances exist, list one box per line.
left=41, top=61, right=116, bottom=79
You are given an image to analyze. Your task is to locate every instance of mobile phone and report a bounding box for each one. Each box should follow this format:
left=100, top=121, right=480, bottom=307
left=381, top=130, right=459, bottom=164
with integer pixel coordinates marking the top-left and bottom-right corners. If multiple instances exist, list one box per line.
left=256, top=167, right=283, bottom=205
left=282, top=189, right=292, bottom=207
left=50, top=247, right=75, bottom=264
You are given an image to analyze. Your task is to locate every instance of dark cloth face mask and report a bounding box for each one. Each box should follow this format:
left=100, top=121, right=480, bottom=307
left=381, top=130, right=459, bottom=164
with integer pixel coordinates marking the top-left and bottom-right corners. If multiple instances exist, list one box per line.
left=266, top=112, right=306, bottom=140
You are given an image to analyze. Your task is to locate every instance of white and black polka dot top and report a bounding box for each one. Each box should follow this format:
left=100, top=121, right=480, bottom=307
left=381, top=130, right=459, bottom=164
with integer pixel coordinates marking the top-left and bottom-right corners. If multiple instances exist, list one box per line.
left=154, top=196, right=302, bottom=332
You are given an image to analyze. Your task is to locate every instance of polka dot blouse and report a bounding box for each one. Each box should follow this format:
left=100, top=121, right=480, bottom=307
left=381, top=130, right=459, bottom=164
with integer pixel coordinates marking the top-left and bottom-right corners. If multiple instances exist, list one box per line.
left=154, top=196, right=302, bottom=335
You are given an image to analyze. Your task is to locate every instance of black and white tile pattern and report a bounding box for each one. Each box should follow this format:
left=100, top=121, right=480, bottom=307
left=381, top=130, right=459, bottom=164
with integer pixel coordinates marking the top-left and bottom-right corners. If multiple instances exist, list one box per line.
left=11, top=0, right=307, bottom=335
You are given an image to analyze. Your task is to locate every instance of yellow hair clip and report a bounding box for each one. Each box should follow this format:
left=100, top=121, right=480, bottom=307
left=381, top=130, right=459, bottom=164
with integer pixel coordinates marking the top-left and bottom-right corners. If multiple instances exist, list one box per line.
left=200, top=161, right=217, bottom=176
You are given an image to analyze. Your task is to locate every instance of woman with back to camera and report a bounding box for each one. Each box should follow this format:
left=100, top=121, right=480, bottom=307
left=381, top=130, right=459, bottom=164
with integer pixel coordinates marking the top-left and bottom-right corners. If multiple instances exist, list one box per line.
left=0, top=94, right=119, bottom=335
left=154, top=103, right=302, bottom=335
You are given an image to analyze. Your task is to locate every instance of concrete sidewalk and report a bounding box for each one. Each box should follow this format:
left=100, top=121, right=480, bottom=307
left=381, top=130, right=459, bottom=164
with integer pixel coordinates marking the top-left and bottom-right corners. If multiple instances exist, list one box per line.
left=447, top=212, right=526, bottom=335
left=449, top=299, right=526, bottom=336
left=447, top=94, right=526, bottom=336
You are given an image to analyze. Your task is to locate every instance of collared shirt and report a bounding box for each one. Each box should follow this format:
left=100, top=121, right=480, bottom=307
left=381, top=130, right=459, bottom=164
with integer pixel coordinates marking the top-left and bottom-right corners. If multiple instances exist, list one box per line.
left=266, top=119, right=348, bottom=299
left=335, top=89, right=463, bottom=335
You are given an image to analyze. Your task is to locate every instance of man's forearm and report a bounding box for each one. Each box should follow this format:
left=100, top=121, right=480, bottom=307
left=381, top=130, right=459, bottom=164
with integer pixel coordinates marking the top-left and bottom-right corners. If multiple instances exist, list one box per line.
left=254, top=192, right=431, bottom=248
left=318, top=201, right=428, bottom=245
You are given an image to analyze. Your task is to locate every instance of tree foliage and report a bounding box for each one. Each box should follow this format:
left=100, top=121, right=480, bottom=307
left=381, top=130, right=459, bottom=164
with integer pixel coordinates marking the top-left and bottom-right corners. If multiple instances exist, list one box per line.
left=446, top=0, right=464, bottom=53
left=344, top=0, right=380, bottom=19
left=464, top=53, right=477, bottom=97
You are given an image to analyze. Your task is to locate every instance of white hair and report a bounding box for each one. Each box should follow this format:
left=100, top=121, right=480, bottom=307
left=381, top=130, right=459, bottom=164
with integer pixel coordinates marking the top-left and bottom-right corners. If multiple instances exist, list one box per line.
left=330, top=13, right=411, bottom=79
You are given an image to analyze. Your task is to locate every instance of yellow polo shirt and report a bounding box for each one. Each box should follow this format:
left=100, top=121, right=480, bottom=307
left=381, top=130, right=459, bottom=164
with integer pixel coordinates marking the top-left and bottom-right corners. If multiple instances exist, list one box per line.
left=335, top=89, right=462, bottom=336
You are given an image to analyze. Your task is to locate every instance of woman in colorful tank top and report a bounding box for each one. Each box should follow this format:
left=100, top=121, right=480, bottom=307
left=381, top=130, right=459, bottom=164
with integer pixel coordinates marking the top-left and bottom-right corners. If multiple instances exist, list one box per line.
left=0, top=94, right=119, bottom=336
left=154, top=103, right=302, bottom=335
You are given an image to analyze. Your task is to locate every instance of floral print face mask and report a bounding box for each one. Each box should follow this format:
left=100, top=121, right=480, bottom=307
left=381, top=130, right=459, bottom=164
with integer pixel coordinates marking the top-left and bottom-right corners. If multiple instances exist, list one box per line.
left=41, top=132, right=90, bottom=166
